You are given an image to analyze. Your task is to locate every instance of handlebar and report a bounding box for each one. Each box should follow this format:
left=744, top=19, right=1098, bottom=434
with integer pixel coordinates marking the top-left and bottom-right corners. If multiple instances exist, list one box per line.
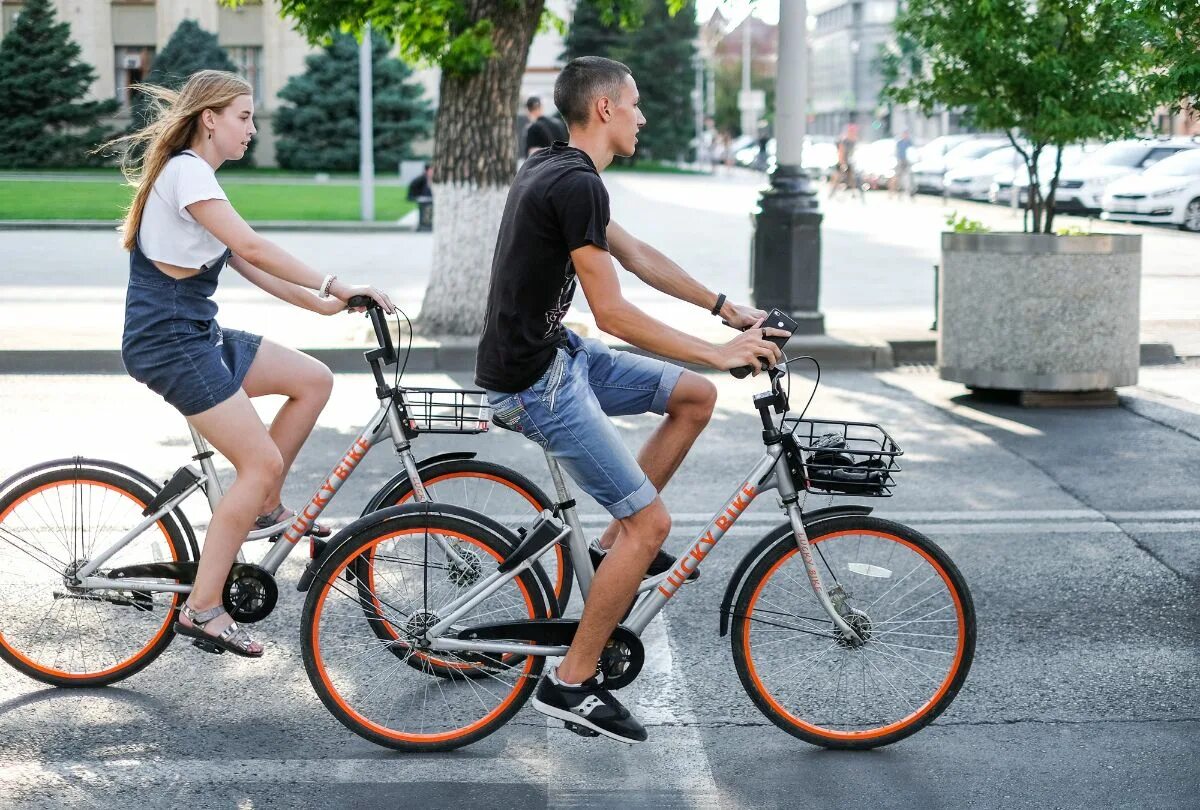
left=347, top=295, right=397, bottom=366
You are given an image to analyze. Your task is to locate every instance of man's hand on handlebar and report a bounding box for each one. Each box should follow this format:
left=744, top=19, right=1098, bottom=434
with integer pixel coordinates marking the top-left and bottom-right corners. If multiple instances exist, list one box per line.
left=720, top=301, right=767, bottom=330
left=327, top=280, right=395, bottom=315
left=712, top=320, right=789, bottom=376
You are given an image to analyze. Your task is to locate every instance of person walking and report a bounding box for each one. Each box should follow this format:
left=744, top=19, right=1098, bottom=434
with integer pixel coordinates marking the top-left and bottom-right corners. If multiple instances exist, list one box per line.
left=829, top=123, right=864, bottom=201
left=524, top=95, right=570, bottom=156
left=475, top=56, right=787, bottom=743
left=890, top=130, right=914, bottom=198
left=102, top=70, right=394, bottom=658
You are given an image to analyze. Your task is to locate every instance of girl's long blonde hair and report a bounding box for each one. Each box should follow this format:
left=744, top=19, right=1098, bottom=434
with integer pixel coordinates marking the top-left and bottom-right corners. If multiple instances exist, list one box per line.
left=100, top=70, right=252, bottom=251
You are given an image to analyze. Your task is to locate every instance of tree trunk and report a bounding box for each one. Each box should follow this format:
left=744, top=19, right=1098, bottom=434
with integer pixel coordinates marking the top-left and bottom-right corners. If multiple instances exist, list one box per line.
left=1043, top=147, right=1065, bottom=234
left=417, top=0, right=546, bottom=336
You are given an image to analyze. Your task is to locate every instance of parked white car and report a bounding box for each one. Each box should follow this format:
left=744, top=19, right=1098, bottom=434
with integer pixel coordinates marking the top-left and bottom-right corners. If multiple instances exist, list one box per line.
left=988, top=145, right=1093, bottom=206
left=944, top=146, right=1025, bottom=201
left=1053, top=138, right=1200, bottom=213
left=913, top=137, right=1008, bottom=193
left=1101, top=148, right=1200, bottom=231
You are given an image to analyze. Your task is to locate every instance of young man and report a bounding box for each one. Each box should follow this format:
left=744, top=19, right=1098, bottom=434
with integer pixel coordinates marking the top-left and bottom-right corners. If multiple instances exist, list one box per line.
left=476, top=57, right=787, bottom=744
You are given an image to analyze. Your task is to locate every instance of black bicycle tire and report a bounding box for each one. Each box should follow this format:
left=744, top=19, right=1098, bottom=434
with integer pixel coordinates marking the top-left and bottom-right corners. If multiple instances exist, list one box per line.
left=731, top=514, right=976, bottom=750
left=0, top=464, right=189, bottom=687
left=301, top=507, right=550, bottom=753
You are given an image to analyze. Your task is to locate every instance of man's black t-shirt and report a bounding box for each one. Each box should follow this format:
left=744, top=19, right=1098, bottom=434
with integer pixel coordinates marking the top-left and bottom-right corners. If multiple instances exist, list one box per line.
left=475, top=143, right=609, bottom=393
left=525, top=114, right=569, bottom=153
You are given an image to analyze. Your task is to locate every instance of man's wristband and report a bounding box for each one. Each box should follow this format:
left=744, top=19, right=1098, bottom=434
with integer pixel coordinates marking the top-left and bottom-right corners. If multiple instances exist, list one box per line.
left=711, top=292, right=726, bottom=317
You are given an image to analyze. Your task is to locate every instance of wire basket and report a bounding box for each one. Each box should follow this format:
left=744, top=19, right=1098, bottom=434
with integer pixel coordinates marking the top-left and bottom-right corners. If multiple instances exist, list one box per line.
left=398, top=388, right=492, bottom=434
left=783, top=417, right=903, bottom=497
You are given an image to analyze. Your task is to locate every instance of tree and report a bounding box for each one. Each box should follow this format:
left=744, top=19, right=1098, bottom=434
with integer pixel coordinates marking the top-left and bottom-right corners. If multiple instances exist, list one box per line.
left=565, top=0, right=698, bottom=163
left=227, top=0, right=687, bottom=335
left=881, top=0, right=1195, bottom=234
left=0, top=0, right=117, bottom=168
left=274, top=31, right=432, bottom=172
left=713, top=60, right=774, bottom=139
left=134, top=19, right=258, bottom=165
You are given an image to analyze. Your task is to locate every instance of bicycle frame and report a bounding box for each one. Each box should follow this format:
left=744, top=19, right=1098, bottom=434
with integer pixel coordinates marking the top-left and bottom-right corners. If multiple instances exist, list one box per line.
left=72, top=392, right=436, bottom=595
left=425, top=440, right=863, bottom=659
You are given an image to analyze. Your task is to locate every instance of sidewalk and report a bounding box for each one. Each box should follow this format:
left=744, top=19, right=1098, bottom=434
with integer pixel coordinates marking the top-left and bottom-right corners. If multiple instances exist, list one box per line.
left=0, top=171, right=1195, bottom=373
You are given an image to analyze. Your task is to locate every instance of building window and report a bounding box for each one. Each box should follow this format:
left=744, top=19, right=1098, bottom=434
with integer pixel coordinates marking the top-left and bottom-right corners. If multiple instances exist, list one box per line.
left=226, top=46, right=263, bottom=105
left=115, top=46, right=155, bottom=108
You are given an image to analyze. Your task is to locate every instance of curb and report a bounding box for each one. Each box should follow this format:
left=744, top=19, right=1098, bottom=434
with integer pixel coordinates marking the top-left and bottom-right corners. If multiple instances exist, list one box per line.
left=887, top=339, right=1180, bottom=367
left=0, top=338, right=1177, bottom=376
left=0, top=219, right=417, bottom=233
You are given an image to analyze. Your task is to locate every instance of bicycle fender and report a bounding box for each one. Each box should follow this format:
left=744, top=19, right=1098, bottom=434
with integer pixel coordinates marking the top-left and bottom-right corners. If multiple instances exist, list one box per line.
left=0, top=456, right=201, bottom=562
left=297, top=501, right=556, bottom=617
left=358, top=451, right=478, bottom=517
left=717, top=504, right=873, bottom=637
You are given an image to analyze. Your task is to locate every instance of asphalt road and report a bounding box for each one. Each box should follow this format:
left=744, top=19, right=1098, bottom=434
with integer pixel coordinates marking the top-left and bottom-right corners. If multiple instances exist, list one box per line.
left=0, top=366, right=1197, bottom=808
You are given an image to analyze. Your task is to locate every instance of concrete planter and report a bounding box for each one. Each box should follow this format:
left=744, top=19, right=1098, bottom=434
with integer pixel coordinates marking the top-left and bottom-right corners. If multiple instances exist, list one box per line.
left=938, top=232, right=1141, bottom=392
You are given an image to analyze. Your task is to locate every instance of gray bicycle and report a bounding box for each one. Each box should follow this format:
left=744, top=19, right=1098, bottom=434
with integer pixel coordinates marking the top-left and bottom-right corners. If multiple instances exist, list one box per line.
left=299, top=359, right=976, bottom=752
left=0, top=299, right=568, bottom=687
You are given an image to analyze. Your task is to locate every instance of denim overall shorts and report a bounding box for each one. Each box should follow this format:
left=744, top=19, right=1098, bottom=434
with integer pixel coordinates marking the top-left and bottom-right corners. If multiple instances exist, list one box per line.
left=121, top=243, right=262, bottom=416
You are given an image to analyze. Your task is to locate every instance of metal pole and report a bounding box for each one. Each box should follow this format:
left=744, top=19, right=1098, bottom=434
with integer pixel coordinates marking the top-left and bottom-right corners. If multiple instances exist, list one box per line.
left=750, top=0, right=823, bottom=333
left=359, top=22, right=375, bottom=222
left=775, top=0, right=805, bottom=168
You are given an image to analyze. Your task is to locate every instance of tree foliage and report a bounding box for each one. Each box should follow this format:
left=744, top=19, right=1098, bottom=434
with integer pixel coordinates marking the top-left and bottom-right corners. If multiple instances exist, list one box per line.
left=274, top=31, right=433, bottom=171
left=0, top=0, right=117, bottom=168
left=565, top=0, right=698, bottom=162
left=881, top=0, right=1197, bottom=233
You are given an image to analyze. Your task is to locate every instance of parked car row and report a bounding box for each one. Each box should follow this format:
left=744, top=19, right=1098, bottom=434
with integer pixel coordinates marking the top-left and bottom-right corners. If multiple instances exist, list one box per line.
left=734, top=132, right=1200, bottom=231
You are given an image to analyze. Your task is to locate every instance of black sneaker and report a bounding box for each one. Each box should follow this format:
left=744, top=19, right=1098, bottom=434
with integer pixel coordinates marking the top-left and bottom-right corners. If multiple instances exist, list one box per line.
left=531, top=668, right=648, bottom=744
left=588, top=540, right=699, bottom=581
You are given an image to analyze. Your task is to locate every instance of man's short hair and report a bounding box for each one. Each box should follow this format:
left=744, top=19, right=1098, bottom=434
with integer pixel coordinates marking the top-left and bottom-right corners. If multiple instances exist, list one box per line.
left=554, top=56, right=632, bottom=129
left=525, top=96, right=542, bottom=112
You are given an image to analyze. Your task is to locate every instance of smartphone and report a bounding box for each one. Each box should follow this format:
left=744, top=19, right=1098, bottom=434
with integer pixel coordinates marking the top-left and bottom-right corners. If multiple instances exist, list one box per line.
left=730, top=308, right=799, bottom=379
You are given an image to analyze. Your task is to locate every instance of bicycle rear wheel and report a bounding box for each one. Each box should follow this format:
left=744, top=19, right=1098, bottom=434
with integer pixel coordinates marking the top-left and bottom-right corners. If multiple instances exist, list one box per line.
left=0, top=461, right=189, bottom=687
left=366, top=458, right=568, bottom=610
left=302, top=507, right=549, bottom=752
left=732, top=515, right=975, bottom=749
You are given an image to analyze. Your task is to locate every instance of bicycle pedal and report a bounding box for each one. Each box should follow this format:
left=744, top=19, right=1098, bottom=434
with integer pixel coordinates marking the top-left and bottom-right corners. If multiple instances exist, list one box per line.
left=192, top=638, right=226, bottom=655
left=564, top=721, right=600, bottom=738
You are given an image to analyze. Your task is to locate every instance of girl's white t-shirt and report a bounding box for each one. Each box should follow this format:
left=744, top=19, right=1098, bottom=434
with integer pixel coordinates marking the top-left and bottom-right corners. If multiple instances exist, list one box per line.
left=138, top=150, right=229, bottom=268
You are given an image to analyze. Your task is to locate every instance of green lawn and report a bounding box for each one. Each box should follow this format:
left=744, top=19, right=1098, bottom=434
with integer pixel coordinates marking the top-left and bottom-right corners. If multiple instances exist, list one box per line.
left=0, top=179, right=417, bottom=221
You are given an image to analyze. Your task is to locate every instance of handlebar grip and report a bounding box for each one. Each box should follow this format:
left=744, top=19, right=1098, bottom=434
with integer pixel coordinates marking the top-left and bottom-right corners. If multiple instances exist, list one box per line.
left=347, top=295, right=396, bottom=364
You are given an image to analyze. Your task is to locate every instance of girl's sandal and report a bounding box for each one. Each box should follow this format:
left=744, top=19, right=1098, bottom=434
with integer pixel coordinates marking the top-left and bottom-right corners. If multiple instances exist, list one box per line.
left=173, top=603, right=264, bottom=658
left=255, top=504, right=332, bottom=539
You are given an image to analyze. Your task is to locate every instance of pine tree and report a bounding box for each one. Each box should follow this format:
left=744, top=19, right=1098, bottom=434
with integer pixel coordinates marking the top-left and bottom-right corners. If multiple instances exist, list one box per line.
left=564, top=0, right=698, bottom=162
left=131, top=19, right=258, bottom=164
left=273, top=31, right=433, bottom=172
left=0, top=0, right=117, bottom=167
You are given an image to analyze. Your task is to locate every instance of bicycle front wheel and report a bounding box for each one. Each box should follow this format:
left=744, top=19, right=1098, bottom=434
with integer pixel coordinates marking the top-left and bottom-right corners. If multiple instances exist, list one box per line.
left=0, top=461, right=189, bottom=687
left=302, top=507, right=550, bottom=752
left=732, top=515, right=975, bottom=749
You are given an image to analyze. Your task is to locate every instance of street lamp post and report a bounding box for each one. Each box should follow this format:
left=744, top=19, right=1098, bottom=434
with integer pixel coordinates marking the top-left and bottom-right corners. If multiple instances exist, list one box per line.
left=359, top=22, right=375, bottom=222
left=750, top=0, right=823, bottom=333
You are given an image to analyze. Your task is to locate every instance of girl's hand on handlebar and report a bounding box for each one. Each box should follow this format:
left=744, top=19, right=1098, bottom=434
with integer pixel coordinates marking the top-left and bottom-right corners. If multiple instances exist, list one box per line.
left=314, top=296, right=347, bottom=316
left=330, top=281, right=394, bottom=314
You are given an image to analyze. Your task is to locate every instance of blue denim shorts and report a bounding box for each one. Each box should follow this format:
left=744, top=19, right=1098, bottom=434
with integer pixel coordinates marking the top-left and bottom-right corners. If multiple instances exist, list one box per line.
left=486, top=331, right=684, bottom=520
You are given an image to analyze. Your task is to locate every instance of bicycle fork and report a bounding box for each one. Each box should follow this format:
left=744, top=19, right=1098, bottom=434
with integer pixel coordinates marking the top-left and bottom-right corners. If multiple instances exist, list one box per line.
left=772, top=453, right=866, bottom=646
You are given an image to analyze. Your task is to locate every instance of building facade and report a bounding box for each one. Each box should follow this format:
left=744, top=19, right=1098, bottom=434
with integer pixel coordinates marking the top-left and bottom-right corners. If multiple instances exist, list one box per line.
left=0, top=0, right=574, bottom=167
left=1, top=0, right=315, bottom=166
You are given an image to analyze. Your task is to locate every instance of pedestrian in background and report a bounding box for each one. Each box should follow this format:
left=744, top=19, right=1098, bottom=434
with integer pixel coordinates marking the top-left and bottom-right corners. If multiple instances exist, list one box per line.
left=890, top=129, right=914, bottom=198
left=525, top=96, right=569, bottom=156
left=407, top=162, right=432, bottom=201
left=829, top=123, right=865, bottom=201
left=100, top=70, right=393, bottom=658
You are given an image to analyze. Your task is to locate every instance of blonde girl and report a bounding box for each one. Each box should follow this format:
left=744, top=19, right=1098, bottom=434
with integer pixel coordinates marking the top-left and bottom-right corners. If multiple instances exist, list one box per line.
left=104, top=70, right=393, bottom=658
